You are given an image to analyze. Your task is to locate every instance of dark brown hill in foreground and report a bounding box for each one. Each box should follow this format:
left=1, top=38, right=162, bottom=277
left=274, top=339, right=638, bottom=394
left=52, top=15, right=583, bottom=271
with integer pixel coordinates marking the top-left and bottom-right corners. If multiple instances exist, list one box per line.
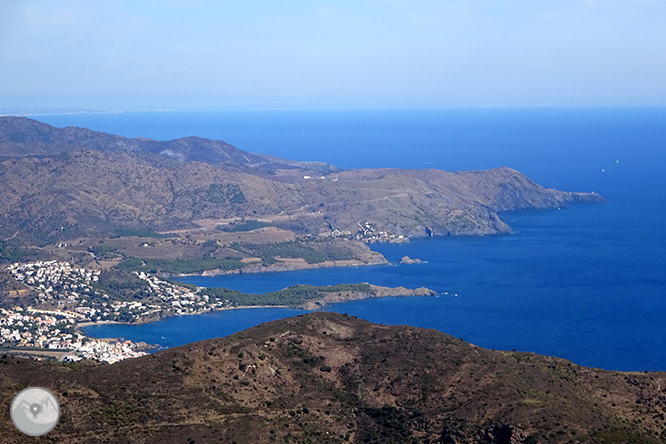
left=1, top=313, right=665, bottom=443
left=0, top=117, right=603, bottom=244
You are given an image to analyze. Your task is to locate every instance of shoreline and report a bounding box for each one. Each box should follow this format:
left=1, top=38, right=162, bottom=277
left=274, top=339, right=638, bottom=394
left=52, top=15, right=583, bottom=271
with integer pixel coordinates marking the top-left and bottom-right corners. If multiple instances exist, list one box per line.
left=77, top=289, right=435, bottom=334
left=77, top=304, right=294, bottom=332
left=77, top=320, right=126, bottom=328
left=176, top=257, right=389, bottom=278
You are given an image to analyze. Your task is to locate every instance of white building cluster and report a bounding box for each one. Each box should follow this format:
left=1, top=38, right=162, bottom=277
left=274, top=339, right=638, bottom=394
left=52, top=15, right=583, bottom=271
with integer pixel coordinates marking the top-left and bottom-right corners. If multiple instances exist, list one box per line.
left=2, top=260, right=248, bottom=363
left=0, top=307, right=77, bottom=348
left=355, top=221, right=405, bottom=242
left=1, top=260, right=248, bottom=364
left=136, top=271, right=226, bottom=314
left=63, top=339, right=147, bottom=364
left=7, top=261, right=233, bottom=322
left=0, top=307, right=146, bottom=363
left=9, top=260, right=99, bottom=287
left=8, top=261, right=229, bottom=319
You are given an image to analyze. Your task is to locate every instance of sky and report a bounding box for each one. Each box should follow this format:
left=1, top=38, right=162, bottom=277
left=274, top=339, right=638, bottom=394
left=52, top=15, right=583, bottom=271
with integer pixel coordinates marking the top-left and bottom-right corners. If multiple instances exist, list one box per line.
left=1, top=0, right=665, bottom=110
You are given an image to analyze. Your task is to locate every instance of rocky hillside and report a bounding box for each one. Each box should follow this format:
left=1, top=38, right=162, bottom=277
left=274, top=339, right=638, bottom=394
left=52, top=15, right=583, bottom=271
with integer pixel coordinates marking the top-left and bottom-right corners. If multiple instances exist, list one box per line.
left=0, top=117, right=604, bottom=244
left=0, top=312, right=664, bottom=443
left=0, top=116, right=335, bottom=175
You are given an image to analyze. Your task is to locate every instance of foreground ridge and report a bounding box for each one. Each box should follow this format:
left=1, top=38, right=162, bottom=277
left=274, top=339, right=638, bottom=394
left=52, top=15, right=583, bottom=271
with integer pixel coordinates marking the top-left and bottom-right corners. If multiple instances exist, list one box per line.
left=0, top=312, right=664, bottom=443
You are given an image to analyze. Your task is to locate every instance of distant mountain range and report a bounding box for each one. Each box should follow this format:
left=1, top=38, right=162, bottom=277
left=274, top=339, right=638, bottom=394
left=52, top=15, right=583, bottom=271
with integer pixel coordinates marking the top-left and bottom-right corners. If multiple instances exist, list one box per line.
left=0, top=116, right=604, bottom=244
left=0, top=115, right=335, bottom=175
left=0, top=313, right=663, bottom=443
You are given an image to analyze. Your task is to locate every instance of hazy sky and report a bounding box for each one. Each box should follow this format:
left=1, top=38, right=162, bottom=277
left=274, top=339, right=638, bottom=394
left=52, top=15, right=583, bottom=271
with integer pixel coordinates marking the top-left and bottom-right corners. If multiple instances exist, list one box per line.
left=1, top=0, right=665, bottom=110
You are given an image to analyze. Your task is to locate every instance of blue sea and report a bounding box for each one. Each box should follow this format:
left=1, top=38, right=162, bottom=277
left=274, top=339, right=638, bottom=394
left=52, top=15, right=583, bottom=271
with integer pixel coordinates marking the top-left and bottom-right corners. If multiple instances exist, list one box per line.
left=37, top=108, right=666, bottom=371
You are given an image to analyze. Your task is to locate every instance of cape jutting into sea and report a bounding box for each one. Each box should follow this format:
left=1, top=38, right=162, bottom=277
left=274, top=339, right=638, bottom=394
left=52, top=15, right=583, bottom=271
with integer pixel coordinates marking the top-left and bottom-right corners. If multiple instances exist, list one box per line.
left=37, top=107, right=666, bottom=372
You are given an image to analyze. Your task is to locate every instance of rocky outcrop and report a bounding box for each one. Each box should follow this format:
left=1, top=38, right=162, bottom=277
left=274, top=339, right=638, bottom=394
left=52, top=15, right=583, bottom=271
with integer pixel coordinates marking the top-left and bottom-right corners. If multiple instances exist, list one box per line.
left=398, top=256, right=425, bottom=264
left=454, top=166, right=605, bottom=210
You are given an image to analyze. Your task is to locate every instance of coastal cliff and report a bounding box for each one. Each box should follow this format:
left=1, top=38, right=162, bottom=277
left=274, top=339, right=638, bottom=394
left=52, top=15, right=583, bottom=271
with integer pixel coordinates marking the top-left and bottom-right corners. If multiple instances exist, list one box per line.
left=0, top=116, right=604, bottom=248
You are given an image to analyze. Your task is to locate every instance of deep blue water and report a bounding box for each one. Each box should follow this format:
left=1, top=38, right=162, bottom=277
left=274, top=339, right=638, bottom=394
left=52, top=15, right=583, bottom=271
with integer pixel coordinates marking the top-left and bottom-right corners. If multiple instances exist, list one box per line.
left=40, top=108, right=666, bottom=371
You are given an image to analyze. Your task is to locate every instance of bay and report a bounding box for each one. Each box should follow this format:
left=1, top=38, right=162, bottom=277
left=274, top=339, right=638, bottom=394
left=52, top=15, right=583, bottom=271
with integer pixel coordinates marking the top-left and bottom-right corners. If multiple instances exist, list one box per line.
left=41, top=107, right=666, bottom=371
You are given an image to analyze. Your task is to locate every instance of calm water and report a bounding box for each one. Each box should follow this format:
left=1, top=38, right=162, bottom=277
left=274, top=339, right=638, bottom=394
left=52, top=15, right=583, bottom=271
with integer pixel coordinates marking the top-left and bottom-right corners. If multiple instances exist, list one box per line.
left=40, top=108, right=666, bottom=371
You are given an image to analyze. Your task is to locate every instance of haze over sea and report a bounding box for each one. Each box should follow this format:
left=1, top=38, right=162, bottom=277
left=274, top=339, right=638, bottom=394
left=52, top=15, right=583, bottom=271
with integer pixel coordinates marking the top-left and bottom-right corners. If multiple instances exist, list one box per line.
left=38, top=108, right=666, bottom=371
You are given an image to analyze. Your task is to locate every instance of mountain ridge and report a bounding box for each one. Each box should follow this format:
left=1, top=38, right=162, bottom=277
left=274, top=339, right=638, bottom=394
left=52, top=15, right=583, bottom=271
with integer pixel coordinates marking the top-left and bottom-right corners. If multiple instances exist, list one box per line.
left=0, top=312, right=663, bottom=443
left=0, top=116, right=604, bottom=246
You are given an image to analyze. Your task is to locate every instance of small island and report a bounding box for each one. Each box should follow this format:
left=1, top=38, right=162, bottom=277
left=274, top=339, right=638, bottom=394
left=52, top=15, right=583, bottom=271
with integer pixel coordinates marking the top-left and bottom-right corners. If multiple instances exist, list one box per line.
left=398, top=256, right=426, bottom=265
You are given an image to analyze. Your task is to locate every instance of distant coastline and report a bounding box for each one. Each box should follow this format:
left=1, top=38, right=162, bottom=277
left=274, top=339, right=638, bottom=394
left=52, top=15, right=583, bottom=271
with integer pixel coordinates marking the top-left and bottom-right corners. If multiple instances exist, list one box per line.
left=0, top=109, right=124, bottom=117
left=188, top=258, right=389, bottom=277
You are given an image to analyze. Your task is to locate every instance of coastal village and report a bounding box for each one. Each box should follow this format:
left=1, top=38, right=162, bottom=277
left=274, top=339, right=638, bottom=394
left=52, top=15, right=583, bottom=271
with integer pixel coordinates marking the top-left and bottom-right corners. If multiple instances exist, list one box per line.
left=0, top=307, right=147, bottom=363
left=354, top=221, right=407, bottom=243
left=0, top=255, right=425, bottom=364
left=0, top=260, right=233, bottom=363
left=5, top=260, right=225, bottom=320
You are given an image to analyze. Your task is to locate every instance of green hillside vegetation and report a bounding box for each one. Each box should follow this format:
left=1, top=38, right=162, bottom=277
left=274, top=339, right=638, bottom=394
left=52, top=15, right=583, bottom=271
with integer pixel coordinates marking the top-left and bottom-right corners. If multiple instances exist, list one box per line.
left=166, top=279, right=197, bottom=291
left=206, top=183, right=246, bottom=204
left=87, top=245, right=119, bottom=257
left=216, top=219, right=273, bottom=232
left=0, top=269, right=33, bottom=308
left=109, top=229, right=168, bottom=239
left=201, top=283, right=376, bottom=307
left=0, top=240, right=30, bottom=263
left=91, top=269, right=155, bottom=302
left=231, top=240, right=357, bottom=265
left=114, top=255, right=246, bottom=274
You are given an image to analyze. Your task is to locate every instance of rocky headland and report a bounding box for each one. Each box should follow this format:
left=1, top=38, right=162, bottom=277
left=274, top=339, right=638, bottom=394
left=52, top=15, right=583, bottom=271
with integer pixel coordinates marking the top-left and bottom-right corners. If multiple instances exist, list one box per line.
left=0, top=116, right=604, bottom=248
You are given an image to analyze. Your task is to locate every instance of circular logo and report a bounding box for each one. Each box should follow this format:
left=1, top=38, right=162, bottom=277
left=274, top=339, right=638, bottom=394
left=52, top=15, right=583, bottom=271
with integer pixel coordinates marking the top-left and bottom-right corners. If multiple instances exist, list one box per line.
left=10, top=387, right=60, bottom=436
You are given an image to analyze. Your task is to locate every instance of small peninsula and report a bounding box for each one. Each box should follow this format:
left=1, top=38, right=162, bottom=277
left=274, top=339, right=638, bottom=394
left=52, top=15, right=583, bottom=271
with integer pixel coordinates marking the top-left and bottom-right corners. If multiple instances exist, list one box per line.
left=0, top=260, right=435, bottom=362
